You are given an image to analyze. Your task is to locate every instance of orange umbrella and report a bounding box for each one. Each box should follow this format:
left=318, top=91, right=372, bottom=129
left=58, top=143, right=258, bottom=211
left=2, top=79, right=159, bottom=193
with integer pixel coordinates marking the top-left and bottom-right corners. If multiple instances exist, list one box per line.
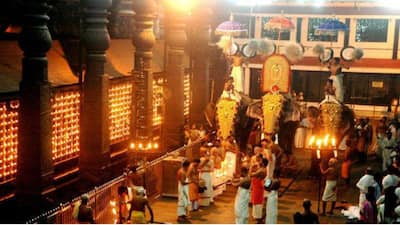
left=263, top=16, right=295, bottom=52
left=264, top=16, right=295, bottom=32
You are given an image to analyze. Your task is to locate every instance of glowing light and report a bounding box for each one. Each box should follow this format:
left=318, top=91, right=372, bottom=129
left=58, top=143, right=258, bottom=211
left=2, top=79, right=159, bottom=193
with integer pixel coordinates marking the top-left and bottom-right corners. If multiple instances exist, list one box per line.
left=313, top=0, right=324, bottom=7
left=0, top=100, right=19, bottom=183
left=109, top=83, right=133, bottom=143
left=323, top=134, right=330, bottom=147
left=138, top=143, right=143, bottom=149
left=183, top=71, right=190, bottom=118
left=331, top=138, right=336, bottom=147
left=235, top=0, right=272, bottom=6
left=316, top=139, right=322, bottom=150
left=384, top=0, right=400, bottom=9
left=147, top=143, right=152, bottom=149
left=165, top=0, right=195, bottom=12
left=308, top=135, right=315, bottom=147
left=51, top=91, right=80, bottom=162
left=153, top=80, right=163, bottom=126
left=110, top=200, right=116, bottom=207
left=130, top=143, right=135, bottom=149
left=154, top=143, right=159, bottom=149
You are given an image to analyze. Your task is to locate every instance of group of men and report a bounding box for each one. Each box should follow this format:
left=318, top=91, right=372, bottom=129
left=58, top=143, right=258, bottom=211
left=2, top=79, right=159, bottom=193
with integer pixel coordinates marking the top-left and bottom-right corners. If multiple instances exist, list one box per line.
left=231, top=136, right=283, bottom=224
left=176, top=137, right=239, bottom=222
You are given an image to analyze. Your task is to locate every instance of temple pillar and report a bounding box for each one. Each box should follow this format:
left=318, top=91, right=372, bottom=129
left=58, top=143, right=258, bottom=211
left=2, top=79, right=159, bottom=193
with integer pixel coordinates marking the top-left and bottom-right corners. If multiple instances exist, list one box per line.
left=16, top=0, right=54, bottom=210
left=189, top=2, right=213, bottom=124
left=131, top=0, right=156, bottom=148
left=79, top=0, right=112, bottom=185
left=163, top=3, right=188, bottom=150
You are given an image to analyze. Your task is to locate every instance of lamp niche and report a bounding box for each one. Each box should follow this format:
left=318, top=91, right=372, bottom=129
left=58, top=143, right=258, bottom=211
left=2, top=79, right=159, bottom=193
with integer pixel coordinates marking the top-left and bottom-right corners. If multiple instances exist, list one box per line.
left=109, top=83, right=133, bottom=144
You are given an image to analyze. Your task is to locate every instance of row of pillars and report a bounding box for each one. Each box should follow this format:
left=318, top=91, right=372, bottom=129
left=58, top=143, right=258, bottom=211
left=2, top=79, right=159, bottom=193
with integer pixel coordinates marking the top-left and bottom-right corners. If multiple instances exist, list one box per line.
left=15, top=0, right=214, bottom=212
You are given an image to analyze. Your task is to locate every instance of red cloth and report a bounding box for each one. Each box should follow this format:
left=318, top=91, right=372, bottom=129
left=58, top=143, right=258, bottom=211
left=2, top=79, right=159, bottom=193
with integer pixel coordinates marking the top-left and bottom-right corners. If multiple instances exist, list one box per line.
left=341, top=160, right=351, bottom=179
left=251, top=177, right=265, bottom=204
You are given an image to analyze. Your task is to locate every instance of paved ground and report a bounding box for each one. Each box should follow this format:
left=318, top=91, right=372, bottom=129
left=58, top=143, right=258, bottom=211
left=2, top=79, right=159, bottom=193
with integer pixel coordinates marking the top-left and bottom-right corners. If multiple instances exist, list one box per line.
left=148, top=148, right=381, bottom=224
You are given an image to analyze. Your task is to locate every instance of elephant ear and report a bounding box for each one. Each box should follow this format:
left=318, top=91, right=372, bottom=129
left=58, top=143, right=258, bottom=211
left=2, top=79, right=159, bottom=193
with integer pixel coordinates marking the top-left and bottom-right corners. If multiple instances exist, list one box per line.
left=341, top=104, right=355, bottom=128
left=246, top=100, right=263, bottom=120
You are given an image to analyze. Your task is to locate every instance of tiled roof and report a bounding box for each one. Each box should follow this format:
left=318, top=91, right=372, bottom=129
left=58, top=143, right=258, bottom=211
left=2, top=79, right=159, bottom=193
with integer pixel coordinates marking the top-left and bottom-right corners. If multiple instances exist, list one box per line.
left=0, top=40, right=77, bottom=93
left=0, top=39, right=165, bottom=93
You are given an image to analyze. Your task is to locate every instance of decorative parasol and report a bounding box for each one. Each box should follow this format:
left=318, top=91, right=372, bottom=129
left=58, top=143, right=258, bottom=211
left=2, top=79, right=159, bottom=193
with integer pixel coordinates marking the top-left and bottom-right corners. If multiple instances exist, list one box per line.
left=315, top=19, right=348, bottom=36
left=264, top=16, right=295, bottom=32
left=215, top=15, right=248, bottom=37
left=215, top=14, right=247, bottom=55
left=263, top=15, right=295, bottom=52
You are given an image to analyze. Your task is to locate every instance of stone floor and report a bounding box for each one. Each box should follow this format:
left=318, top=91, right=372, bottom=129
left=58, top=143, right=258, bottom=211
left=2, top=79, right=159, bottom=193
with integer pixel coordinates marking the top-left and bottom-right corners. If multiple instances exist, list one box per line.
left=146, top=148, right=381, bottom=224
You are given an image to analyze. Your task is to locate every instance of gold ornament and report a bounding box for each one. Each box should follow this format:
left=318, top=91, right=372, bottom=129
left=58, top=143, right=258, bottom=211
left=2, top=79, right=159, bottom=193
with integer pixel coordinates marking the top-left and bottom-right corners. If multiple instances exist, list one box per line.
left=320, top=102, right=342, bottom=135
left=216, top=99, right=238, bottom=140
left=262, top=92, right=283, bottom=134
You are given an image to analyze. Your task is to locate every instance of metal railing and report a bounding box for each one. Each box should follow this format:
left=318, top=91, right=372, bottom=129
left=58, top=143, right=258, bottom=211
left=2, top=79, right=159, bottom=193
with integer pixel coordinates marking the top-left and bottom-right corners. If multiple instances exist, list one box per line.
left=26, top=139, right=204, bottom=224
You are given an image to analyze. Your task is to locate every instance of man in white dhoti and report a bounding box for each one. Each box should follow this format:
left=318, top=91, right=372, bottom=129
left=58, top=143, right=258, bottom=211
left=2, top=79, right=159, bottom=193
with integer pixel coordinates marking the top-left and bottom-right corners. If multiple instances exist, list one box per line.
left=177, top=160, right=191, bottom=222
left=356, top=167, right=376, bottom=210
left=265, top=179, right=280, bottom=224
left=382, top=131, right=397, bottom=171
left=199, top=147, right=214, bottom=206
left=234, top=167, right=251, bottom=224
left=320, top=158, right=338, bottom=216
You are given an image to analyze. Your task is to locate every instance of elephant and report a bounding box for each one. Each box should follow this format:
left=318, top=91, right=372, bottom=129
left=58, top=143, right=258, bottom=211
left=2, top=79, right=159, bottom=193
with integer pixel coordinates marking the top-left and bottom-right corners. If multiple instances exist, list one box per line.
left=214, top=91, right=356, bottom=155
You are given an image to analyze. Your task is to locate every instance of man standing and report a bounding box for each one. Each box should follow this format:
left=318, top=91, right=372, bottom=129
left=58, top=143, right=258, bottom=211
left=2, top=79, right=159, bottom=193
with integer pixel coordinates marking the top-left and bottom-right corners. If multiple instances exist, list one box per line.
left=127, top=187, right=154, bottom=224
left=199, top=147, right=214, bottom=206
left=251, top=158, right=268, bottom=223
left=381, top=131, right=397, bottom=171
left=320, top=158, right=338, bottom=216
left=177, top=160, right=190, bottom=222
left=188, top=159, right=201, bottom=211
left=77, top=194, right=95, bottom=224
left=356, top=167, right=376, bottom=210
left=234, top=167, right=251, bottom=224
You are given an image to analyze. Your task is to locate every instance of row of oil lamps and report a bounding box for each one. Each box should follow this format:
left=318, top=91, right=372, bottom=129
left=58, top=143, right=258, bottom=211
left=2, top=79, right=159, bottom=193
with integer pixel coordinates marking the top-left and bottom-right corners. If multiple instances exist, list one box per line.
left=307, top=134, right=338, bottom=159
left=129, top=141, right=159, bottom=151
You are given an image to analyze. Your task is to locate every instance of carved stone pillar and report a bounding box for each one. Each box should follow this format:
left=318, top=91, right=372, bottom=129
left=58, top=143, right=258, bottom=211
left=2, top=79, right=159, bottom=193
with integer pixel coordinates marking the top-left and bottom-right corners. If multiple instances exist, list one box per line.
left=132, top=0, right=156, bottom=145
left=16, top=0, right=53, bottom=209
left=80, top=0, right=111, bottom=185
left=189, top=2, right=213, bottom=124
left=163, top=3, right=187, bottom=150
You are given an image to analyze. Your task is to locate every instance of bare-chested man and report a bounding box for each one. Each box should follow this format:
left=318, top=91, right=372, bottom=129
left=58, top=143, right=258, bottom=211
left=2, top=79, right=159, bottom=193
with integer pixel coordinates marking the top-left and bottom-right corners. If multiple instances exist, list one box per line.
left=188, top=159, right=201, bottom=211
left=199, top=147, right=214, bottom=206
left=127, top=187, right=154, bottom=224
left=177, top=160, right=191, bottom=222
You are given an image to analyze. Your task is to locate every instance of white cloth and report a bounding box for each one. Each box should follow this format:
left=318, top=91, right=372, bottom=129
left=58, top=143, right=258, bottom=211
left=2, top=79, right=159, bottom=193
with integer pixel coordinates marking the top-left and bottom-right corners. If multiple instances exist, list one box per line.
left=177, top=179, right=190, bottom=216
left=322, top=180, right=337, bottom=202
left=224, top=151, right=237, bottom=179
left=356, top=174, right=376, bottom=208
left=381, top=137, right=397, bottom=171
left=382, top=174, right=400, bottom=189
left=252, top=204, right=263, bottom=219
left=330, top=74, right=344, bottom=102
left=265, top=190, right=278, bottom=224
left=230, top=66, right=244, bottom=93
left=234, top=187, right=250, bottom=224
left=199, top=158, right=214, bottom=206
left=220, top=90, right=241, bottom=102
left=294, top=127, right=306, bottom=148
left=267, top=153, right=276, bottom=180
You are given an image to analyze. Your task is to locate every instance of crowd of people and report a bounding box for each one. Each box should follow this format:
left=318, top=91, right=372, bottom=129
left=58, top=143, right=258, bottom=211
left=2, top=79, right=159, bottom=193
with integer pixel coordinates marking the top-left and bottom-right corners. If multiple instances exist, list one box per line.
left=177, top=134, right=241, bottom=223
left=352, top=116, right=400, bottom=224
